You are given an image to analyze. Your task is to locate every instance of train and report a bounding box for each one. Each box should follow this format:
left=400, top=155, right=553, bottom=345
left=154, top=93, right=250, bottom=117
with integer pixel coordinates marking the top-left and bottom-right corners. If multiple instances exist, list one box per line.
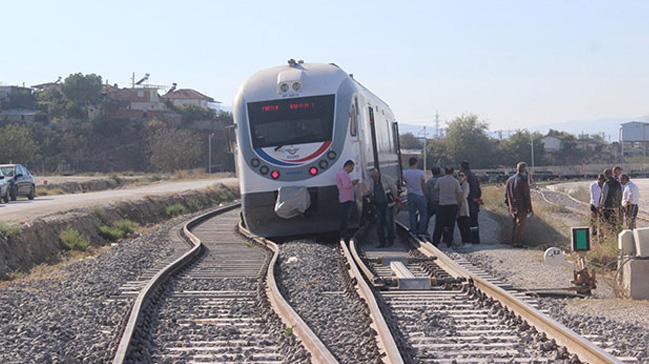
left=233, top=60, right=402, bottom=237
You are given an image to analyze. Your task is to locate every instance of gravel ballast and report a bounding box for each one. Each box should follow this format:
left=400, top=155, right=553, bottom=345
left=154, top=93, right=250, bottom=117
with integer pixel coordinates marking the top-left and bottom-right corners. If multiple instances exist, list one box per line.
left=276, top=240, right=383, bottom=363
left=0, top=213, right=205, bottom=363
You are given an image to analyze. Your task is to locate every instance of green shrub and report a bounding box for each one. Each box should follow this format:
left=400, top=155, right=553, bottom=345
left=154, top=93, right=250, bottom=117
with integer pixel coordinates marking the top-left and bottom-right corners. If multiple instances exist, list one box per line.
left=60, top=228, right=90, bottom=251
left=0, top=222, right=22, bottom=238
left=113, top=219, right=139, bottom=235
left=165, top=203, right=187, bottom=217
left=99, top=225, right=125, bottom=241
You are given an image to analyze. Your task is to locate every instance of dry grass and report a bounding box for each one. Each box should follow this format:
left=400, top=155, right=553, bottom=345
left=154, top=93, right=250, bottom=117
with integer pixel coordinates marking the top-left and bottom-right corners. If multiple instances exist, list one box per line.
left=570, top=186, right=590, bottom=204
left=36, top=187, right=66, bottom=196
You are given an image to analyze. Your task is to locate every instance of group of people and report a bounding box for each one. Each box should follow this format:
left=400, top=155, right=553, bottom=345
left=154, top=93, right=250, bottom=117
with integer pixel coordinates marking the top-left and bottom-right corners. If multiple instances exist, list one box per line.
left=589, top=166, right=640, bottom=235
left=402, top=158, right=482, bottom=247
left=335, top=157, right=483, bottom=248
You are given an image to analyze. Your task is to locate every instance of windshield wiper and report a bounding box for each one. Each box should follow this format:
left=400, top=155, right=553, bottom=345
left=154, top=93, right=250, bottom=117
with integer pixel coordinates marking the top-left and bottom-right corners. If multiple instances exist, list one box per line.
left=274, top=144, right=285, bottom=151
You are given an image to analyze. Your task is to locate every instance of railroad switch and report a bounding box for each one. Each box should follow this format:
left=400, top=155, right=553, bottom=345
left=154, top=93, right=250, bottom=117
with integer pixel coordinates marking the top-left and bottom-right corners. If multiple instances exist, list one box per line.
left=572, top=267, right=597, bottom=295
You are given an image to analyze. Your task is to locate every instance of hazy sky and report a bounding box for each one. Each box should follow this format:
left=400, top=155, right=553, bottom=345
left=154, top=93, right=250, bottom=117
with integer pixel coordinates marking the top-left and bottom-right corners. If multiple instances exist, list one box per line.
left=2, top=0, right=649, bottom=130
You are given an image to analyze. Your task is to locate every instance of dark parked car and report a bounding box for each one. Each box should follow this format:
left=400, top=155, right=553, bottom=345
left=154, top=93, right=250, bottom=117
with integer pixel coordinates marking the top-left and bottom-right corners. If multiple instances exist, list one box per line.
left=0, top=169, right=9, bottom=203
left=0, top=164, right=36, bottom=201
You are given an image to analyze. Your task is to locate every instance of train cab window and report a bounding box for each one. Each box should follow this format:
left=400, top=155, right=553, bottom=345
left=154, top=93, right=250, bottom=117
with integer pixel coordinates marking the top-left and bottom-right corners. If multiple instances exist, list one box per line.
left=247, top=94, right=335, bottom=148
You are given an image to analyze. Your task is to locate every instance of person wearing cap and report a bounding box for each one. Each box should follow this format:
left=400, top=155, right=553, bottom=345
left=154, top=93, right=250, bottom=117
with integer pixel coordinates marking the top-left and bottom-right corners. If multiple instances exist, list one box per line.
left=460, top=161, right=482, bottom=244
left=505, top=162, right=533, bottom=247
left=589, top=174, right=606, bottom=236
left=621, top=174, right=640, bottom=229
left=336, top=160, right=358, bottom=241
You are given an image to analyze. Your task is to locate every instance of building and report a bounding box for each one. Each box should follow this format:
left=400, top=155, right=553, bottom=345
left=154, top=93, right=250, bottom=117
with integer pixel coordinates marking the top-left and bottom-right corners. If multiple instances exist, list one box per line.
left=103, top=85, right=178, bottom=121
left=0, top=86, right=32, bottom=103
left=620, top=121, right=649, bottom=159
left=540, top=136, right=562, bottom=152
left=163, top=88, right=221, bottom=112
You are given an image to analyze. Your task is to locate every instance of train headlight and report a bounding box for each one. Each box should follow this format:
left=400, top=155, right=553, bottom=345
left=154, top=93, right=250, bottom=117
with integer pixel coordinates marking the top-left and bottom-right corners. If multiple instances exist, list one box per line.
left=309, top=167, right=318, bottom=176
left=259, top=166, right=269, bottom=175
left=327, top=151, right=336, bottom=160
left=319, top=160, right=329, bottom=169
left=271, top=170, right=280, bottom=179
left=251, top=158, right=260, bottom=167
left=279, top=83, right=289, bottom=93
left=292, top=82, right=302, bottom=91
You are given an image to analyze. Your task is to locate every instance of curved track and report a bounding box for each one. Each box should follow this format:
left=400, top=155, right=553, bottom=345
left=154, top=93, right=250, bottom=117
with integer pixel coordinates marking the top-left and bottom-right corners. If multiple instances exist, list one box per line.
left=342, top=222, right=626, bottom=364
left=112, top=204, right=336, bottom=364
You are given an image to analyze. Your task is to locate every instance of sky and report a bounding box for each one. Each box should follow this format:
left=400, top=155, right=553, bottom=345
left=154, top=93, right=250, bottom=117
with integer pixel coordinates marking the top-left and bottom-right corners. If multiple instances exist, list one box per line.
left=2, top=0, right=649, bottom=133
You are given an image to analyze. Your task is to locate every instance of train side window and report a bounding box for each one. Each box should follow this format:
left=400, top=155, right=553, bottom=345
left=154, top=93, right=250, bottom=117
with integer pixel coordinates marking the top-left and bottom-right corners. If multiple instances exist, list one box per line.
left=349, top=100, right=358, bottom=137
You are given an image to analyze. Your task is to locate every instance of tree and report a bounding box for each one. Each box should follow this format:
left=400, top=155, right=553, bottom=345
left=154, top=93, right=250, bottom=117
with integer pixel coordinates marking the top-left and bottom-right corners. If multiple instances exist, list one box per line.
left=399, top=132, right=423, bottom=149
left=61, top=73, right=103, bottom=118
left=148, top=128, right=202, bottom=171
left=0, top=124, right=39, bottom=164
left=441, top=114, right=496, bottom=168
left=178, top=105, right=216, bottom=122
left=496, top=130, right=545, bottom=167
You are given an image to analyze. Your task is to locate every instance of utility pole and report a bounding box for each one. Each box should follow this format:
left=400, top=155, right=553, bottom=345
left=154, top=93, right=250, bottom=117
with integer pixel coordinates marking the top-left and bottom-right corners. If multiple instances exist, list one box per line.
left=434, top=112, right=440, bottom=139
left=530, top=132, right=535, bottom=174
left=208, top=133, right=215, bottom=174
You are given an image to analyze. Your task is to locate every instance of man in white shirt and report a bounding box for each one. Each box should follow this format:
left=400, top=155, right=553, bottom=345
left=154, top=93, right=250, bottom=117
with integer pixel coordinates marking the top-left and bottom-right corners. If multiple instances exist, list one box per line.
left=402, top=157, right=428, bottom=237
left=621, top=174, right=640, bottom=229
left=589, top=174, right=605, bottom=236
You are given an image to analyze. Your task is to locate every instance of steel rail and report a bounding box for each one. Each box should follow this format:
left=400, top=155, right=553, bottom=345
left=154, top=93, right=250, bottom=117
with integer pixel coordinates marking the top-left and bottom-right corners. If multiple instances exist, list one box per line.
left=112, top=202, right=241, bottom=364
left=395, top=221, right=620, bottom=364
left=341, top=238, right=404, bottom=364
left=238, top=225, right=339, bottom=364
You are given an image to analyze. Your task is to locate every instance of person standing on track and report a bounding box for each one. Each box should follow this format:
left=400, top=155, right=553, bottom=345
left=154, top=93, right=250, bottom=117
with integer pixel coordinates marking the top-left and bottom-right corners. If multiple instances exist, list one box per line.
left=589, top=174, right=606, bottom=236
left=621, top=174, right=640, bottom=229
left=456, top=171, right=472, bottom=244
left=403, top=157, right=428, bottom=238
left=336, top=160, right=358, bottom=242
left=460, top=161, right=482, bottom=244
left=370, top=168, right=398, bottom=247
left=426, top=166, right=442, bottom=228
left=599, top=168, right=622, bottom=235
left=432, top=167, right=463, bottom=247
left=505, top=162, right=533, bottom=247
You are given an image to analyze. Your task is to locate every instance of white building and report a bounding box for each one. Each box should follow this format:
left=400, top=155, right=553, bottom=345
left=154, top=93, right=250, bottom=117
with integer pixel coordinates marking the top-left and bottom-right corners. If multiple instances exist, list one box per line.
left=541, top=136, right=562, bottom=152
left=163, top=89, right=221, bottom=112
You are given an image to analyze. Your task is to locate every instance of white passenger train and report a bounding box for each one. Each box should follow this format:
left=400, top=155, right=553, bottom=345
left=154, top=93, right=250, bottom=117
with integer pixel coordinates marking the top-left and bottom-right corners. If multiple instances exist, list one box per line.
left=233, top=60, right=402, bottom=237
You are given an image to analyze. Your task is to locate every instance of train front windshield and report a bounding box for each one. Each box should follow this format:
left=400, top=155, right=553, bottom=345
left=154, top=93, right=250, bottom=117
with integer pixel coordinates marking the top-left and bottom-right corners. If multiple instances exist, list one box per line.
left=247, top=94, right=335, bottom=148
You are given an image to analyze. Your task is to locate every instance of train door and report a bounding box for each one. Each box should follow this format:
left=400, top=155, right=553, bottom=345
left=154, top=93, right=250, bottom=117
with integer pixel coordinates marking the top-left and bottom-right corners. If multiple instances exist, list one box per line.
left=349, top=96, right=365, bottom=182
left=368, top=106, right=380, bottom=171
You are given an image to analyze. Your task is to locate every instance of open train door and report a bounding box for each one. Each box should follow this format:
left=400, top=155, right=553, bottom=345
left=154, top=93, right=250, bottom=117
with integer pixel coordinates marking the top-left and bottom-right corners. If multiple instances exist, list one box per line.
left=392, top=121, right=404, bottom=190
left=225, top=124, right=238, bottom=177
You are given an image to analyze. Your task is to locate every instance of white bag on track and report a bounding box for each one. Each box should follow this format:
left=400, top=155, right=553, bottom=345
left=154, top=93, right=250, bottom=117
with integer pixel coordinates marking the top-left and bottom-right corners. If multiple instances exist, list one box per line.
left=274, top=186, right=311, bottom=219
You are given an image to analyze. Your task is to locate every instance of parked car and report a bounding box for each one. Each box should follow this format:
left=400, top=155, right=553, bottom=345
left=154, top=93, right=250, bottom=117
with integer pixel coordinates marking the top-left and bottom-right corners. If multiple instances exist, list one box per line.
left=0, top=164, right=36, bottom=201
left=0, top=169, right=9, bottom=203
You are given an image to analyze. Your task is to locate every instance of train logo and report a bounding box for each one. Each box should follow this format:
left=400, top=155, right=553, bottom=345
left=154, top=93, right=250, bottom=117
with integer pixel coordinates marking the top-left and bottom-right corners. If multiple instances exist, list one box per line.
left=254, top=140, right=331, bottom=167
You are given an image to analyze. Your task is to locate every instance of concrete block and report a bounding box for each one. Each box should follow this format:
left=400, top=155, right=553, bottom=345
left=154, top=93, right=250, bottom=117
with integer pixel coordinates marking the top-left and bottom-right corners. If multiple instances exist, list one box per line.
left=618, top=230, right=636, bottom=256
left=633, top=227, right=649, bottom=257
left=621, top=258, right=649, bottom=300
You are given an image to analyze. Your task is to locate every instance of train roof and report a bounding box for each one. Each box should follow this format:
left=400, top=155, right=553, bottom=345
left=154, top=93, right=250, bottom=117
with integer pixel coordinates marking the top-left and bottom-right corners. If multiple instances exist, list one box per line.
left=236, top=62, right=391, bottom=111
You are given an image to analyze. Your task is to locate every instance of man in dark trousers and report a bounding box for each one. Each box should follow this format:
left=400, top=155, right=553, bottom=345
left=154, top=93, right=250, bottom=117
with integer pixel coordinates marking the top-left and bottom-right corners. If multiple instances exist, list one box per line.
left=432, top=167, right=463, bottom=247
left=599, top=168, right=622, bottom=235
left=336, top=160, right=357, bottom=241
left=460, top=161, right=482, bottom=244
left=369, top=168, right=398, bottom=247
left=505, top=162, right=533, bottom=247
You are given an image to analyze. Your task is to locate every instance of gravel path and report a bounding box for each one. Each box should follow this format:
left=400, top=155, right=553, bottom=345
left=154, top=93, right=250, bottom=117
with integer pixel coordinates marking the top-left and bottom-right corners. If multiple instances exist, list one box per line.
left=276, top=240, right=382, bottom=363
left=0, top=212, right=204, bottom=363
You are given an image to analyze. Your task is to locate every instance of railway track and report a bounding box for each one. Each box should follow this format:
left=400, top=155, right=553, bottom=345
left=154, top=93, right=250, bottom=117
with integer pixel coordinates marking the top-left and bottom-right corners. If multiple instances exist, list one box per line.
left=112, top=203, right=336, bottom=364
left=342, top=222, right=628, bottom=364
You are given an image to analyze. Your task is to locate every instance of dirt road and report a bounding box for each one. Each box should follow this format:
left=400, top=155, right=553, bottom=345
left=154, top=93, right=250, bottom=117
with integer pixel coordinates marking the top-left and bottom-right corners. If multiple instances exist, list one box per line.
left=0, top=178, right=237, bottom=223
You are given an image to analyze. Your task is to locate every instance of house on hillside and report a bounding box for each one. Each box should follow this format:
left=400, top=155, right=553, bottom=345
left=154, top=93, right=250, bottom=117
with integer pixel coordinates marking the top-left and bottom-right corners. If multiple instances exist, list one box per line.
left=0, top=86, right=32, bottom=103
left=162, top=88, right=221, bottom=112
left=540, top=135, right=562, bottom=152
left=102, top=86, right=179, bottom=121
